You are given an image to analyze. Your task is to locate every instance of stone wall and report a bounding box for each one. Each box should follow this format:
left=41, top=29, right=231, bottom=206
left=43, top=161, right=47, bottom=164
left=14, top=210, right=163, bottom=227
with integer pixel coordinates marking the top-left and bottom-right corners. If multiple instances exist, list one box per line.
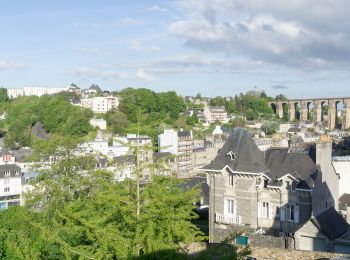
left=250, top=246, right=350, bottom=260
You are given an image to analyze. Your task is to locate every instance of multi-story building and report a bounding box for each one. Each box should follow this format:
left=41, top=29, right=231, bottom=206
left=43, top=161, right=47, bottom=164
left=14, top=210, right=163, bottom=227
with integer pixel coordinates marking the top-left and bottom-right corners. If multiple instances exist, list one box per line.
left=7, top=86, right=69, bottom=98
left=158, top=129, right=193, bottom=178
left=79, top=96, right=119, bottom=113
left=202, top=128, right=341, bottom=252
left=203, top=106, right=229, bottom=123
left=0, top=164, right=22, bottom=210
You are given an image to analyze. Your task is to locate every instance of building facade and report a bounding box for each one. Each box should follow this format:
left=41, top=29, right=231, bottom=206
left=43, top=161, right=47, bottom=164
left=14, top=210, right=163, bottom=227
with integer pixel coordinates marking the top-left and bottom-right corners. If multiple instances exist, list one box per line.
left=158, top=129, right=193, bottom=178
left=202, top=128, right=339, bottom=250
left=0, top=164, right=22, bottom=210
left=79, top=96, right=119, bottom=113
left=203, top=106, right=229, bottom=123
left=7, top=86, right=69, bottom=98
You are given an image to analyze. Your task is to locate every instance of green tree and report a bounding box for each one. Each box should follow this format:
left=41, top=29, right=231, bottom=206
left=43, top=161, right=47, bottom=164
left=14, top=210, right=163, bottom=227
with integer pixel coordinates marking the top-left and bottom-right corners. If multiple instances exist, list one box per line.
left=209, top=96, right=225, bottom=106
left=186, top=113, right=199, bottom=126
left=261, top=121, right=278, bottom=135
left=0, top=88, right=9, bottom=103
left=104, top=109, right=131, bottom=134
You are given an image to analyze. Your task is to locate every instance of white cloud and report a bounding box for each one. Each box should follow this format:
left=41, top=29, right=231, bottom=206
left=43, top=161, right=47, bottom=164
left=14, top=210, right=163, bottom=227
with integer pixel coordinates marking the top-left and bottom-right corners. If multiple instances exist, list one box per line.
left=170, top=0, right=350, bottom=70
left=147, top=5, right=168, bottom=12
left=73, top=67, right=127, bottom=80
left=118, top=17, right=143, bottom=25
left=0, top=59, right=26, bottom=70
left=73, top=67, right=98, bottom=78
left=136, top=68, right=156, bottom=81
left=101, top=70, right=127, bottom=79
left=129, top=40, right=160, bottom=52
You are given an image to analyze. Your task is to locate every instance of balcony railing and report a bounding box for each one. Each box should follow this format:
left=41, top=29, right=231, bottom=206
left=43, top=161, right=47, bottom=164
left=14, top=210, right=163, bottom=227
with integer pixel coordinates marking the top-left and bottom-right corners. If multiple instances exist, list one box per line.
left=215, top=213, right=242, bottom=225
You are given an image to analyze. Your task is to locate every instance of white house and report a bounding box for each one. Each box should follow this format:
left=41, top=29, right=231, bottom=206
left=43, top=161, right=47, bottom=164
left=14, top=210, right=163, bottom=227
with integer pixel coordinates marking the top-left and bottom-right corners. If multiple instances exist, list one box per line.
left=78, top=96, right=119, bottom=113
left=7, top=86, right=69, bottom=98
left=0, top=164, right=22, bottom=210
left=203, top=106, right=229, bottom=123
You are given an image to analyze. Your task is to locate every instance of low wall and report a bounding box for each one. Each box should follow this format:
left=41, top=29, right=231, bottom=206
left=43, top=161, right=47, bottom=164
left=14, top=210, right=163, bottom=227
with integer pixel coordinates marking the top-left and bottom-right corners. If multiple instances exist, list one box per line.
left=250, top=246, right=350, bottom=260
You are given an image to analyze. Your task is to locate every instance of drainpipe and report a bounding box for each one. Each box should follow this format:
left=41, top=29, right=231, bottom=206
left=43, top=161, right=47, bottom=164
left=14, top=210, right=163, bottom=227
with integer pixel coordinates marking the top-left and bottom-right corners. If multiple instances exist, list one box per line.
left=209, top=174, right=216, bottom=243
left=256, top=187, right=259, bottom=228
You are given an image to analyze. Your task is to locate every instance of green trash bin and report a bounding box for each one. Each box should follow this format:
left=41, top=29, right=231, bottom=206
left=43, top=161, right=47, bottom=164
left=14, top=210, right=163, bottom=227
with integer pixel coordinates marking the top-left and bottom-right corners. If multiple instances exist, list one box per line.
left=236, top=235, right=248, bottom=246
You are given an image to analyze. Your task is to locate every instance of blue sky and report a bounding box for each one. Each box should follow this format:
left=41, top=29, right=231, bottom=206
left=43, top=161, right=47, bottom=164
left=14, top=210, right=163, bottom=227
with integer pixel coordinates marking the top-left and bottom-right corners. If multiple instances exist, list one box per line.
left=1, top=0, right=350, bottom=98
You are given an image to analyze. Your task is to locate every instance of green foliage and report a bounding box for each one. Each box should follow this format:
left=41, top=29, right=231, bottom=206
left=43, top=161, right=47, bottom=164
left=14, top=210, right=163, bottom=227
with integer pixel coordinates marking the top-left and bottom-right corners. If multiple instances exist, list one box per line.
left=0, top=139, right=205, bottom=259
left=186, top=113, right=199, bottom=126
left=234, top=94, right=274, bottom=120
left=3, top=95, right=93, bottom=147
left=261, top=121, right=278, bottom=135
left=0, top=88, right=9, bottom=104
left=119, top=88, right=186, bottom=123
left=209, top=96, right=225, bottom=106
left=104, top=109, right=131, bottom=134
left=275, top=94, right=288, bottom=101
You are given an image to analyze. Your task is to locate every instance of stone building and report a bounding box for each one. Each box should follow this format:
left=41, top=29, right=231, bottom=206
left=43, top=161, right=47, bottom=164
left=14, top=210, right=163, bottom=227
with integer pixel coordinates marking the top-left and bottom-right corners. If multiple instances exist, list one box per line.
left=202, top=128, right=340, bottom=251
left=158, top=129, right=193, bottom=178
left=203, top=106, right=229, bottom=123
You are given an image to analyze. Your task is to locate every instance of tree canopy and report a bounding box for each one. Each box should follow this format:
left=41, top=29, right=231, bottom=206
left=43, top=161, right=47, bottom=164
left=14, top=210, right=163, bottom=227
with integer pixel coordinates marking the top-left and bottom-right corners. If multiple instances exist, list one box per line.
left=0, top=136, right=205, bottom=259
left=3, top=95, right=93, bottom=148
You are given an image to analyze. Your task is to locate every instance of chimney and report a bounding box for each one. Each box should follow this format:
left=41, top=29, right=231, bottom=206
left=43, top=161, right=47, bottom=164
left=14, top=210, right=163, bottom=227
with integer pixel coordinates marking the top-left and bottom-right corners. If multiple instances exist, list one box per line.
left=316, top=134, right=332, bottom=165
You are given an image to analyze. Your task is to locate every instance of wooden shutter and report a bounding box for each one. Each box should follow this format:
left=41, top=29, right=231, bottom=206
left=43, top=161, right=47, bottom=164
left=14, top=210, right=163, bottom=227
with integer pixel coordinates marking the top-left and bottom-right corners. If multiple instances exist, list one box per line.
left=280, top=206, right=286, bottom=221
left=257, top=202, right=262, bottom=218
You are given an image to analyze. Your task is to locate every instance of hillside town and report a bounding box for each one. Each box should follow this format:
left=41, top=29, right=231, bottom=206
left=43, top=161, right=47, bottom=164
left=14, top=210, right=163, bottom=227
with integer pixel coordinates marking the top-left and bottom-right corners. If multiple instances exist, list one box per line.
left=3, top=1, right=350, bottom=259
left=1, top=84, right=350, bottom=259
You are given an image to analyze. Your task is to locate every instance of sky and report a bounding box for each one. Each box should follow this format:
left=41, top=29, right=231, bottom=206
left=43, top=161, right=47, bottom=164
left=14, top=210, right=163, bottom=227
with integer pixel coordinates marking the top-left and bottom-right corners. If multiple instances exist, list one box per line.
left=1, top=0, right=350, bottom=98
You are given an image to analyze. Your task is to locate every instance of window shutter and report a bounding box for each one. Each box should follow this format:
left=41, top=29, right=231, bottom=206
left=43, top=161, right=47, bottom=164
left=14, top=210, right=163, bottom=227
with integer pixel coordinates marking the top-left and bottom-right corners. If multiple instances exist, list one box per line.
left=294, top=205, right=299, bottom=223
left=269, top=203, right=273, bottom=219
left=280, top=206, right=286, bottom=221
left=257, top=202, right=262, bottom=218
left=224, top=199, right=227, bottom=215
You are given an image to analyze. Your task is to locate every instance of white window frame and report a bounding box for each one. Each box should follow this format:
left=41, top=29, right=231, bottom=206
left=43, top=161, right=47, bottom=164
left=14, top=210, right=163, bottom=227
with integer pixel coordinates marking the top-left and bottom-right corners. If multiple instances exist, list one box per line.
left=225, top=198, right=235, bottom=216
left=262, top=202, right=269, bottom=219
left=4, top=171, right=10, bottom=176
left=4, top=179, right=10, bottom=185
left=228, top=174, right=234, bottom=187
left=4, top=187, right=10, bottom=193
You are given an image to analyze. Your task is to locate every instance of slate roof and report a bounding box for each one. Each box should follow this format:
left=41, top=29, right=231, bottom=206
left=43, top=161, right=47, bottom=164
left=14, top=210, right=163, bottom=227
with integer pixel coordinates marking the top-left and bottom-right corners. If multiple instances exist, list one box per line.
left=312, top=207, right=350, bottom=240
left=265, top=147, right=317, bottom=189
left=153, top=152, right=175, bottom=163
left=203, top=128, right=270, bottom=175
left=179, top=176, right=209, bottom=206
left=0, top=164, right=21, bottom=178
left=114, top=155, right=136, bottom=165
left=178, top=131, right=191, bottom=138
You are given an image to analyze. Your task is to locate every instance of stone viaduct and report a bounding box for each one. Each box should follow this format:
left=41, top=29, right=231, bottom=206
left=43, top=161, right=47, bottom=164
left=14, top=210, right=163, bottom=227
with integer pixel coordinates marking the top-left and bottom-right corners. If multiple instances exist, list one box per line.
left=269, top=98, right=350, bottom=130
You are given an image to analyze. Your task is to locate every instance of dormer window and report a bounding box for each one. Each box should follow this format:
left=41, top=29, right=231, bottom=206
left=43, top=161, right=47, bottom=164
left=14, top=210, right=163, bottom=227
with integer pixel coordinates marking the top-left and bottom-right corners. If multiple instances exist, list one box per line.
left=4, top=171, right=10, bottom=176
left=227, top=151, right=236, bottom=161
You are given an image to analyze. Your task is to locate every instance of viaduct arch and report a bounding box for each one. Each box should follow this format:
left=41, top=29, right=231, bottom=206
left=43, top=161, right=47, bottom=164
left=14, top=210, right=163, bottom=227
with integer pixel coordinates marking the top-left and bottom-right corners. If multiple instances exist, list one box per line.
left=269, top=97, right=350, bottom=130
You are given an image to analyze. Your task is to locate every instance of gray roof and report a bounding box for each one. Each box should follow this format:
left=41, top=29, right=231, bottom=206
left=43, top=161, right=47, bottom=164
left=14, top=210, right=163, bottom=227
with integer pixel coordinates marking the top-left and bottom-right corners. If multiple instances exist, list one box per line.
left=153, top=152, right=175, bottom=163
left=203, top=128, right=270, bottom=174
left=0, top=164, right=21, bottom=178
left=265, top=148, right=317, bottom=189
left=179, top=176, right=209, bottom=206
left=312, top=207, right=350, bottom=240
left=178, top=131, right=191, bottom=138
